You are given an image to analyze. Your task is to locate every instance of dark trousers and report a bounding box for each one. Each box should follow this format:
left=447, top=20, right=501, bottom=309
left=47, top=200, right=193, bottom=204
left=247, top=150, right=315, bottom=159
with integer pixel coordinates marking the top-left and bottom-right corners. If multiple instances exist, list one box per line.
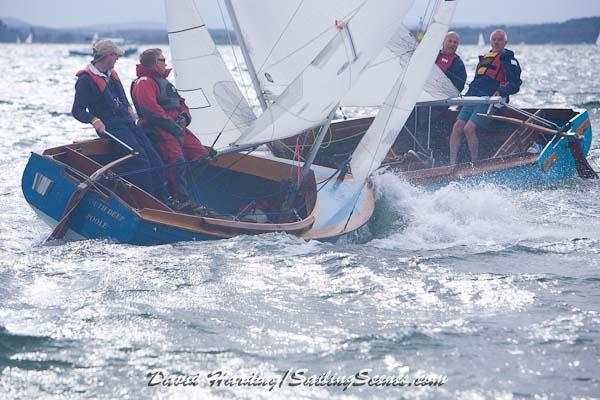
left=102, top=119, right=169, bottom=202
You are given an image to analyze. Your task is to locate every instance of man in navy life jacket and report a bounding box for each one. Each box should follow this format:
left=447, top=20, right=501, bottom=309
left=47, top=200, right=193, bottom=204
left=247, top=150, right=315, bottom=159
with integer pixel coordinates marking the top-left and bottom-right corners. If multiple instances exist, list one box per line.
left=435, top=31, right=467, bottom=92
left=449, top=29, right=522, bottom=165
left=131, top=48, right=214, bottom=209
left=71, top=40, right=170, bottom=203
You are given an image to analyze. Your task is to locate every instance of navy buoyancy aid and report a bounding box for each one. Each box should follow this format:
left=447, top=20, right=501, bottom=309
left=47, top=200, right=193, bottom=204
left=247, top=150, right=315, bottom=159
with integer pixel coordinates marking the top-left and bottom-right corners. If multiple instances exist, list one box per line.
left=435, top=52, right=457, bottom=73
left=475, top=51, right=507, bottom=83
left=132, top=76, right=181, bottom=118
left=75, top=67, right=129, bottom=118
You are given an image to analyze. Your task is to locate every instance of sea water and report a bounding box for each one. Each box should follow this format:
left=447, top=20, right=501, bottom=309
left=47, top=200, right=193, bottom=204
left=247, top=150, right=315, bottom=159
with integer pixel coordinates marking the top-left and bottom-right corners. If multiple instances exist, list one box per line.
left=0, top=44, right=599, bottom=399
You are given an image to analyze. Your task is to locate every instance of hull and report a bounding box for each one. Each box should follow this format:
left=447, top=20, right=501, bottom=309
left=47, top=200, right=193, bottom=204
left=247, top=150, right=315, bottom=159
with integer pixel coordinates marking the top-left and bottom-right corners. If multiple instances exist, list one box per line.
left=22, top=140, right=374, bottom=245
left=270, top=106, right=595, bottom=189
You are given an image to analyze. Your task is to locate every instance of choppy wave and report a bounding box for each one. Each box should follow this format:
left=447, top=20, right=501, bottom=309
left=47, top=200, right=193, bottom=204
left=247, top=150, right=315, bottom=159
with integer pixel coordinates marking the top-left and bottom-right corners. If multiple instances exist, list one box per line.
left=0, top=43, right=599, bottom=399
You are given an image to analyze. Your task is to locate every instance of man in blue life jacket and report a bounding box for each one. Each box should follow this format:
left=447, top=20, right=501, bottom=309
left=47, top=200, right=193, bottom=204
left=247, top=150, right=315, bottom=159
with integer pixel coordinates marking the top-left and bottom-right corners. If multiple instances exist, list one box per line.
left=71, top=40, right=171, bottom=204
left=449, top=29, right=522, bottom=165
left=435, top=31, right=467, bottom=92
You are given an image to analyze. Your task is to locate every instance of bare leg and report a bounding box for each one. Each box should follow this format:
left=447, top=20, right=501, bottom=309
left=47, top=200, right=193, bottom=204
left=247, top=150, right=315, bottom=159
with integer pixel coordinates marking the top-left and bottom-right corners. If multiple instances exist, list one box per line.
left=449, top=120, right=466, bottom=165
left=464, top=121, right=479, bottom=162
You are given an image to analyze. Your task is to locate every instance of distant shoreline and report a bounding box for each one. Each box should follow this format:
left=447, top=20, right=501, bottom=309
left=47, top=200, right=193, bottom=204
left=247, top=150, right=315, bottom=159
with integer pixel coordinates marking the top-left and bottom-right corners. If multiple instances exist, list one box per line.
left=1, top=16, right=598, bottom=45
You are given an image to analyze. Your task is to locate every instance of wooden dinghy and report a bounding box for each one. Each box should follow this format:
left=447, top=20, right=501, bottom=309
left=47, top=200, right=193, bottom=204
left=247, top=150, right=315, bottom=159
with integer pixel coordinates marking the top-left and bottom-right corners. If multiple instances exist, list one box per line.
left=269, top=101, right=596, bottom=188
left=21, top=138, right=374, bottom=244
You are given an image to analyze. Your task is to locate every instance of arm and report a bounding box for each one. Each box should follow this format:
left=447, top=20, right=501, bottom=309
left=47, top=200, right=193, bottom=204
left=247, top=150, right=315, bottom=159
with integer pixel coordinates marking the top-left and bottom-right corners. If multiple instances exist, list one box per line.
left=133, top=78, right=184, bottom=139
left=72, top=76, right=105, bottom=132
left=178, top=94, right=192, bottom=125
left=498, top=56, right=522, bottom=97
left=449, top=58, right=467, bottom=92
left=71, top=76, right=95, bottom=124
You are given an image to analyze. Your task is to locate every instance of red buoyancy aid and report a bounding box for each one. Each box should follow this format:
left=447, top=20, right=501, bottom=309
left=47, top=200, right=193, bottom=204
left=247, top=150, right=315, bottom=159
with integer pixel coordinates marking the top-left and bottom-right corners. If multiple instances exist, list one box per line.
left=435, top=52, right=457, bottom=73
left=75, top=66, right=120, bottom=93
left=475, top=51, right=507, bottom=84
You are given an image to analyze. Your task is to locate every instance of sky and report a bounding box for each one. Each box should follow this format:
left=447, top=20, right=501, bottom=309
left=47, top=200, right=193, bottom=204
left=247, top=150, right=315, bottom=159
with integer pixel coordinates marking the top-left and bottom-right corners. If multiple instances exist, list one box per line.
left=1, top=0, right=600, bottom=29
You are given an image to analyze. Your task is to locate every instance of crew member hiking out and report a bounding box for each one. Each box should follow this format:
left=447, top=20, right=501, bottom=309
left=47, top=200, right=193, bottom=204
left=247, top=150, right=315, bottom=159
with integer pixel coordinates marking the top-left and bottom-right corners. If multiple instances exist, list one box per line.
left=448, top=29, right=522, bottom=165
left=131, top=48, right=216, bottom=213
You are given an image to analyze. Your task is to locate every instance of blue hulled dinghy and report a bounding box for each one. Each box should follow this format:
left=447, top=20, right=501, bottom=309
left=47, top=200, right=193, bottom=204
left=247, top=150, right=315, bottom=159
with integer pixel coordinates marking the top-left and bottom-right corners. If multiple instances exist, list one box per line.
left=269, top=98, right=597, bottom=188
left=23, top=0, right=452, bottom=244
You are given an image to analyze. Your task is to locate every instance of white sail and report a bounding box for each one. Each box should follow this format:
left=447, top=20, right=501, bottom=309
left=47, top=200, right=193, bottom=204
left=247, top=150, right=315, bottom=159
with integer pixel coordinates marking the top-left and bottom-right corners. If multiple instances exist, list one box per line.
left=165, top=0, right=256, bottom=147
left=350, top=0, right=458, bottom=183
left=596, top=32, right=600, bottom=46
left=230, top=0, right=456, bottom=107
left=232, top=0, right=416, bottom=147
left=341, top=25, right=459, bottom=107
left=25, top=32, right=33, bottom=44
left=477, top=32, right=485, bottom=47
left=16, top=35, right=21, bottom=44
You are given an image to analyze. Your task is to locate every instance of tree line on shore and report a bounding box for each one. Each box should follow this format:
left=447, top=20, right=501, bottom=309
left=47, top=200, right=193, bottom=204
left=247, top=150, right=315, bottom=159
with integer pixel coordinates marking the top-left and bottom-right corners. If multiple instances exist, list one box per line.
left=0, top=16, right=598, bottom=45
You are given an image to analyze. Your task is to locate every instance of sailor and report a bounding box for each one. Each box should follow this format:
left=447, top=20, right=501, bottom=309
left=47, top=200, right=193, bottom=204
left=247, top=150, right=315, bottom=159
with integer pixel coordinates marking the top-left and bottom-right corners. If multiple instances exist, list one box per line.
left=131, top=48, right=215, bottom=211
left=449, top=29, right=522, bottom=164
left=435, top=31, right=467, bottom=92
left=71, top=40, right=170, bottom=203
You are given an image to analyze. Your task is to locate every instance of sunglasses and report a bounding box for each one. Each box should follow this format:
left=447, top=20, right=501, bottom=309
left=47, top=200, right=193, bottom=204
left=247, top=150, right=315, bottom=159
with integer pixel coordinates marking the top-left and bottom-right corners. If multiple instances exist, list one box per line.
left=157, top=58, right=166, bottom=62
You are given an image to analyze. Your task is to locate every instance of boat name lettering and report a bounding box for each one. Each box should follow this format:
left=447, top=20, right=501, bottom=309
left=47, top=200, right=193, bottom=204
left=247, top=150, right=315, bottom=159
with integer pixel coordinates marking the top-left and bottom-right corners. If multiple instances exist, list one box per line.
left=85, top=214, right=108, bottom=230
left=88, top=199, right=125, bottom=222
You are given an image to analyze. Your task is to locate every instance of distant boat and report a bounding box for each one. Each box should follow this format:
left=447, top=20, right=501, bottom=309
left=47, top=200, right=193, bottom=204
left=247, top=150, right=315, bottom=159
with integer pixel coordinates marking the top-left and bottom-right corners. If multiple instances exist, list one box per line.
left=596, top=32, right=600, bottom=46
left=68, top=34, right=138, bottom=58
left=24, top=32, right=33, bottom=44
left=15, top=35, right=21, bottom=44
left=477, top=32, right=485, bottom=46
left=68, top=47, right=138, bottom=57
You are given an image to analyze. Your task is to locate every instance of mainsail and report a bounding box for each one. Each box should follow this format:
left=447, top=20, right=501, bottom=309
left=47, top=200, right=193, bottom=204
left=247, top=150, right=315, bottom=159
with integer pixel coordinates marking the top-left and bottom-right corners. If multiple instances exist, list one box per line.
left=350, top=0, right=458, bottom=183
left=229, top=0, right=457, bottom=108
left=165, top=0, right=256, bottom=146
left=231, top=0, right=417, bottom=147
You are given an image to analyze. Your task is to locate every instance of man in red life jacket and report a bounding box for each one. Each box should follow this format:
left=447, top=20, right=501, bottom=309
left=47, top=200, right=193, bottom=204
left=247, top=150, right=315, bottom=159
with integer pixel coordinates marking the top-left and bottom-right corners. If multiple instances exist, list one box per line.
left=131, top=48, right=215, bottom=208
left=449, top=29, right=522, bottom=165
left=71, top=40, right=170, bottom=204
left=435, top=31, right=466, bottom=92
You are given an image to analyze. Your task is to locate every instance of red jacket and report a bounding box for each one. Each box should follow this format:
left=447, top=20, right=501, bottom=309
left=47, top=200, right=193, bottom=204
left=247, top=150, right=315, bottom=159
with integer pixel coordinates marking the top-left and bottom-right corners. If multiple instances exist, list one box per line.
left=131, top=64, right=190, bottom=130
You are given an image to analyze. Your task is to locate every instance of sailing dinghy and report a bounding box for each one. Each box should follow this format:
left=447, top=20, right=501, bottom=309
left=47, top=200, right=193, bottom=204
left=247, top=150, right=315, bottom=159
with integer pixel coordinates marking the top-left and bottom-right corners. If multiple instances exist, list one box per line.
left=22, top=0, right=426, bottom=244
left=267, top=10, right=596, bottom=187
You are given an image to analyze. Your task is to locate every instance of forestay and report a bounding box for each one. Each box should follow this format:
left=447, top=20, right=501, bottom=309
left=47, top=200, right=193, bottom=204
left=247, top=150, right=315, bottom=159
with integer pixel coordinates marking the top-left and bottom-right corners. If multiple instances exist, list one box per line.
left=232, top=0, right=416, bottom=147
left=350, top=0, right=458, bottom=183
left=165, top=0, right=256, bottom=147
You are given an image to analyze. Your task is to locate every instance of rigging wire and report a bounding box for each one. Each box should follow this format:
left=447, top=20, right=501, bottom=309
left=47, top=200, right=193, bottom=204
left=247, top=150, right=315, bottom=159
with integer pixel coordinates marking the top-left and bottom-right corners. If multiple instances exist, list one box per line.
left=216, top=0, right=250, bottom=106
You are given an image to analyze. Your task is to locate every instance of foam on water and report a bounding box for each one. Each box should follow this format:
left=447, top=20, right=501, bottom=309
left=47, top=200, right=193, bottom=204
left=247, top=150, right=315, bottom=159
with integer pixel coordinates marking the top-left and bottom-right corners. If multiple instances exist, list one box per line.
left=369, top=172, right=537, bottom=252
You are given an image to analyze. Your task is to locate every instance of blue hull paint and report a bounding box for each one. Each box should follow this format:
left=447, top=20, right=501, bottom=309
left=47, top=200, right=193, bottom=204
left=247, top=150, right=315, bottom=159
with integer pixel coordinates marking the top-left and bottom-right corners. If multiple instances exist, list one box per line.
left=419, top=110, right=594, bottom=190
left=22, top=154, right=220, bottom=245
left=22, top=151, right=375, bottom=245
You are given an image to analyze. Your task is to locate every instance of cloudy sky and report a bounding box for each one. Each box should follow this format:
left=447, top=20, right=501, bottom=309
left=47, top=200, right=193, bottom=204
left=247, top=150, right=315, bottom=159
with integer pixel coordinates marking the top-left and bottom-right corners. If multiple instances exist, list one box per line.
left=2, top=0, right=600, bottom=28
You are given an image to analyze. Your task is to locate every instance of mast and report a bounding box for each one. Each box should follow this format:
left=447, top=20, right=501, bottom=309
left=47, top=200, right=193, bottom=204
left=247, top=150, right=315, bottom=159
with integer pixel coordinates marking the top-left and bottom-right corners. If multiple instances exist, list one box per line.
left=299, top=106, right=338, bottom=185
left=223, top=0, right=269, bottom=111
